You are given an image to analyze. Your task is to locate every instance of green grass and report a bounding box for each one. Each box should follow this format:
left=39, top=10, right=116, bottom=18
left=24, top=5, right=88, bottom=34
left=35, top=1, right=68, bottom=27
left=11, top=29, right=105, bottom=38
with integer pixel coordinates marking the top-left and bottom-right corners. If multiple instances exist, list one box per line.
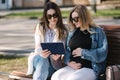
left=5, top=9, right=120, bottom=19
left=0, top=55, right=28, bottom=73
left=6, top=11, right=43, bottom=19
left=6, top=10, right=70, bottom=19
left=93, top=9, right=120, bottom=17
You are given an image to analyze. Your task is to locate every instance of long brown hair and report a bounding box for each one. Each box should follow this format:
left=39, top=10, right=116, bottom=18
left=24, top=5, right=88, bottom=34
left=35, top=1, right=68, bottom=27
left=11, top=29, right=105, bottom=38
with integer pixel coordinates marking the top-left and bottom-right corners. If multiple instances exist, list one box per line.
left=42, top=2, right=67, bottom=40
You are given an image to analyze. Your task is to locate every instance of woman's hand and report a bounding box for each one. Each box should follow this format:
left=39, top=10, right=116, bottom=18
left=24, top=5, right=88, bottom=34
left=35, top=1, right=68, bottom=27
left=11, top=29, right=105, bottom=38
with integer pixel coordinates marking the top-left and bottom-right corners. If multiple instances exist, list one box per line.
left=68, top=61, right=82, bottom=70
left=72, top=48, right=82, bottom=57
left=40, top=49, right=51, bottom=58
left=51, top=54, right=61, bottom=61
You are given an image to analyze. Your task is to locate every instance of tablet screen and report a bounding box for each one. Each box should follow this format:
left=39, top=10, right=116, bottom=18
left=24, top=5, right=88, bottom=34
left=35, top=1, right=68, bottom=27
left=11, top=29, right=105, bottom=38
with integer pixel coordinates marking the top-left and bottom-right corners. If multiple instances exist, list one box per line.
left=40, top=42, right=65, bottom=54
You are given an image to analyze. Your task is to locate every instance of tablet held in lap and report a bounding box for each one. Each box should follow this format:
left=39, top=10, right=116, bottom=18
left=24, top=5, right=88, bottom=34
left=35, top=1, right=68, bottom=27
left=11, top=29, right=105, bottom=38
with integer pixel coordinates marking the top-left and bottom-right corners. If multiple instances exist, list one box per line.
left=41, top=42, right=65, bottom=54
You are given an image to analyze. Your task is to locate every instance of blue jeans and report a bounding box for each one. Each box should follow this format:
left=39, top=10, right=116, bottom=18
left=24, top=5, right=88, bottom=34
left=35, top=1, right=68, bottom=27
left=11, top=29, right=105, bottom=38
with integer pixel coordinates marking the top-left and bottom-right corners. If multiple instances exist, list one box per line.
left=33, top=55, right=56, bottom=80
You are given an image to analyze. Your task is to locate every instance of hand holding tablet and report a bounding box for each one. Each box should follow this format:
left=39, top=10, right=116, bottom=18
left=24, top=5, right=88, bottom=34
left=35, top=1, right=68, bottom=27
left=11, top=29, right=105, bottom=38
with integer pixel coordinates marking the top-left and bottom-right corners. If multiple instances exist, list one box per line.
left=40, top=42, right=65, bottom=54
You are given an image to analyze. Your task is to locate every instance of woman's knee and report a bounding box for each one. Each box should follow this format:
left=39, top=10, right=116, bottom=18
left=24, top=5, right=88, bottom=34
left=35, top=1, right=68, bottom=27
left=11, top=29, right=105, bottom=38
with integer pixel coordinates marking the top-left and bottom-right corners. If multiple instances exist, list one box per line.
left=33, top=55, right=44, bottom=66
left=66, top=68, right=96, bottom=80
left=66, top=73, right=95, bottom=80
left=51, top=66, right=74, bottom=80
left=51, top=70, right=62, bottom=80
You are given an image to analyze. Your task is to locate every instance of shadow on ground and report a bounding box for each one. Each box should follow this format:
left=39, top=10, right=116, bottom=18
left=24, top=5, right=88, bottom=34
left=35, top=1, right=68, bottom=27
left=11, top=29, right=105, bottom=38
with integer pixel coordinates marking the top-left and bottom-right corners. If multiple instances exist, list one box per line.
left=0, top=54, right=25, bottom=59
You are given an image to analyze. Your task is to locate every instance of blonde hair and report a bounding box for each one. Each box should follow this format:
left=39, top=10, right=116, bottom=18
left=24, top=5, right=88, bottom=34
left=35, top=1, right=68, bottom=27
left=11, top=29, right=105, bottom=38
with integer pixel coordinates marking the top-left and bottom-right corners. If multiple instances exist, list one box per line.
left=68, top=5, right=97, bottom=33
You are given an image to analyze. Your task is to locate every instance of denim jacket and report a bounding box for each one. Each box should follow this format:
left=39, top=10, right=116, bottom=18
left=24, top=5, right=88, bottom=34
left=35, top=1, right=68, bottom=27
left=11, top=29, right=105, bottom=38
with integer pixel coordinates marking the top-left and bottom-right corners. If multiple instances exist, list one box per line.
left=64, top=26, right=108, bottom=76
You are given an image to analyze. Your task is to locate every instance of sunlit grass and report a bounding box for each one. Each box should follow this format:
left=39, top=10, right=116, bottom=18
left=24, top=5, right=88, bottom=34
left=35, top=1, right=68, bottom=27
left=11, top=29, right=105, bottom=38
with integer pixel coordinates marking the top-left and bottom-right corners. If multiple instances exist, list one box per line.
left=93, top=9, right=120, bottom=17
left=5, top=9, right=120, bottom=19
left=0, top=55, right=28, bottom=73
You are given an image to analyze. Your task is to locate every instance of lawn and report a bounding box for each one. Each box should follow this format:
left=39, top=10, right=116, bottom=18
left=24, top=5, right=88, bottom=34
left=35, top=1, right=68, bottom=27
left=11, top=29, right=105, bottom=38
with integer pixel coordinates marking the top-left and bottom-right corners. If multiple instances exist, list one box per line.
left=5, top=9, right=120, bottom=19
left=93, top=9, right=120, bottom=18
left=0, top=55, right=28, bottom=79
left=0, top=55, right=28, bottom=73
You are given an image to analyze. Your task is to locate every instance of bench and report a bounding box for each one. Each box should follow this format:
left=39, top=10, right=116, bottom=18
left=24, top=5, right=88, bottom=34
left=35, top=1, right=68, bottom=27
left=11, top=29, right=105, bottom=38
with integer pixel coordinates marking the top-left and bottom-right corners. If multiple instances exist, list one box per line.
left=9, top=25, right=120, bottom=80
left=100, top=25, right=120, bottom=66
left=100, top=25, right=120, bottom=80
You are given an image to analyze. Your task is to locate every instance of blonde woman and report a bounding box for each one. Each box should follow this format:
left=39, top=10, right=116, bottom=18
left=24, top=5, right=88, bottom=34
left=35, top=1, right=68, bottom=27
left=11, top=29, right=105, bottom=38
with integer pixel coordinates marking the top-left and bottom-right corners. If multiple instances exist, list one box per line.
left=51, top=5, right=108, bottom=80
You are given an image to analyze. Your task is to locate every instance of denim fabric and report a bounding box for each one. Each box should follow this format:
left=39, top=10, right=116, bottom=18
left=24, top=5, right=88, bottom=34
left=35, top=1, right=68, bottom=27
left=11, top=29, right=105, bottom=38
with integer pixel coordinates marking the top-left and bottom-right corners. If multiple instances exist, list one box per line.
left=33, top=55, right=56, bottom=80
left=64, top=27, right=108, bottom=78
left=32, top=24, right=66, bottom=80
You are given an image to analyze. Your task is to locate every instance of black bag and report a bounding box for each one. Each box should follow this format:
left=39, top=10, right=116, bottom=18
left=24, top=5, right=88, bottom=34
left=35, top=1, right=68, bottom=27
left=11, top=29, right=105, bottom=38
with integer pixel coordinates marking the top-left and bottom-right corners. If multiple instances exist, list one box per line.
left=106, top=65, right=120, bottom=80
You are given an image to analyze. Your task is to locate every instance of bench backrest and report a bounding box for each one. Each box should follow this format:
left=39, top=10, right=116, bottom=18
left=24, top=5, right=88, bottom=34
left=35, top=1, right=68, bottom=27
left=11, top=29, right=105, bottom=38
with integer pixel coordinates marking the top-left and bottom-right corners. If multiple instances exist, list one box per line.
left=100, top=25, right=120, bottom=66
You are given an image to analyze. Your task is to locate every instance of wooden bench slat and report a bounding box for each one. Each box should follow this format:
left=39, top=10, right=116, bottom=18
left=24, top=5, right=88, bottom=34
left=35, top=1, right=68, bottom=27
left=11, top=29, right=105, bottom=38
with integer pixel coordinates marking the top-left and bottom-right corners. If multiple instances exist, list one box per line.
left=100, top=25, right=120, bottom=66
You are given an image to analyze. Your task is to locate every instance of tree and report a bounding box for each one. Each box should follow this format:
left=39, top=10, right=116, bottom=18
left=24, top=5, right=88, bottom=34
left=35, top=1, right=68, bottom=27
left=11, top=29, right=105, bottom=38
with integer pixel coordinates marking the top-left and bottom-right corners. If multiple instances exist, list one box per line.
left=45, top=0, right=50, bottom=5
left=90, top=0, right=97, bottom=13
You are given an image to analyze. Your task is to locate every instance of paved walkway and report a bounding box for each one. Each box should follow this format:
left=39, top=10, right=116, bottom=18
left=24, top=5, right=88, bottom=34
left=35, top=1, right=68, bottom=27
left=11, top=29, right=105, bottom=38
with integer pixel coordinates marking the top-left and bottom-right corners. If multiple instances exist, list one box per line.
left=0, top=18, right=120, bottom=56
left=0, top=18, right=38, bottom=56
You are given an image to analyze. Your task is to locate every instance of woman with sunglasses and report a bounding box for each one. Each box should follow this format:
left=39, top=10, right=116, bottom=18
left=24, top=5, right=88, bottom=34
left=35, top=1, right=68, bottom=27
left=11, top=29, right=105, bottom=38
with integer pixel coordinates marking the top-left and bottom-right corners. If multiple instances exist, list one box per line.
left=51, top=5, right=108, bottom=80
left=26, top=2, right=68, bottom=80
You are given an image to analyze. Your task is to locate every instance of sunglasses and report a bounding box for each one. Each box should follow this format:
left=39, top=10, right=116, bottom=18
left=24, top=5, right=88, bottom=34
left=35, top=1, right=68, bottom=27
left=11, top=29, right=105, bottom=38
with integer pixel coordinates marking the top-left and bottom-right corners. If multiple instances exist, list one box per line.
left=47, top=13, right=58, bottom=19
left=71, top=17, right=79, bottom=22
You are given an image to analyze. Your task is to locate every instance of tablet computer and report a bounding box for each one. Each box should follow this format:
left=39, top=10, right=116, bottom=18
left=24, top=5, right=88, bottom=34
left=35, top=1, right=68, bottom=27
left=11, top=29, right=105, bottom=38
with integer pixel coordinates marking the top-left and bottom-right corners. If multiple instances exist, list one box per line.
left=40, top=42, right=65, bottom=54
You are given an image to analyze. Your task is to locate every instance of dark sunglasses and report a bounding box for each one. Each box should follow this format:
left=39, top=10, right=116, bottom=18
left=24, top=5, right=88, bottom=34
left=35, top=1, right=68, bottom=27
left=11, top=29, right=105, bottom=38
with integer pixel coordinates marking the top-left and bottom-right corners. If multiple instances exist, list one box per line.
left=71, top=17, right=79, bottom=22
left=47, top=13, right=58, bottom=19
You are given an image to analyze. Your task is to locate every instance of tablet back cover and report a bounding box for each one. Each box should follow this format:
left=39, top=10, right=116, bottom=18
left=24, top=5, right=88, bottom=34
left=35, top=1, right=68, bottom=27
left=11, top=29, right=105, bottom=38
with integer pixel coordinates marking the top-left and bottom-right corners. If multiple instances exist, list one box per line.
left=41, top=42, right=65, bottom=54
